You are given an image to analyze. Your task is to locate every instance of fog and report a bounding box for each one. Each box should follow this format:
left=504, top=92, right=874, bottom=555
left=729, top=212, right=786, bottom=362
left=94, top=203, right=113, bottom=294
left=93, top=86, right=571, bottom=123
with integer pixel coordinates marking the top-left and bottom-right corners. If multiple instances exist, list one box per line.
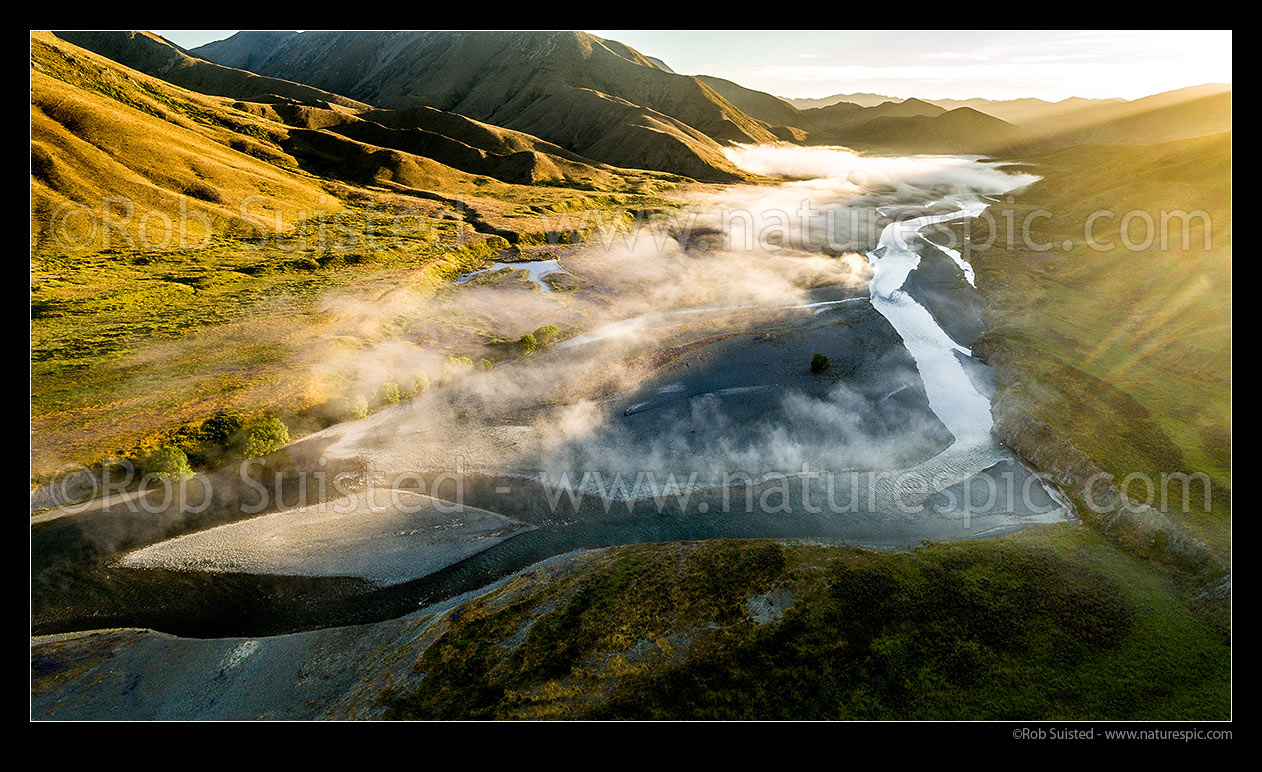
left=268, top=146, right=1039, bottom=496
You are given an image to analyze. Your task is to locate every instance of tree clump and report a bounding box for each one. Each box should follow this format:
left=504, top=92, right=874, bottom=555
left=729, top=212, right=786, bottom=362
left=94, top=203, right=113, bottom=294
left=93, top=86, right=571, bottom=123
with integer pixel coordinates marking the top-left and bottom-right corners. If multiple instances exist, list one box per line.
left=242, top=415, right=290, bottom=458
left=402, top=371, right=430, bottom=398
left=517, top=333, right=538, bottom=355
left=810, top=353, right=831, bottom=373
left=376, top=382, right=401, bottom=405
left=144, top=446, right=192, bottom=480
left=533, top=325, right=559, bottom=346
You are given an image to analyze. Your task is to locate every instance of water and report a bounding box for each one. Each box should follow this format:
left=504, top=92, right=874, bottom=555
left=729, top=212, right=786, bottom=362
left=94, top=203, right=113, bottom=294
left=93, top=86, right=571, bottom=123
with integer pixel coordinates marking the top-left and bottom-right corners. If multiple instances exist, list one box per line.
left=864, top=200, right=1022, bottom=507
left=454, top=258, right=571, bottom=292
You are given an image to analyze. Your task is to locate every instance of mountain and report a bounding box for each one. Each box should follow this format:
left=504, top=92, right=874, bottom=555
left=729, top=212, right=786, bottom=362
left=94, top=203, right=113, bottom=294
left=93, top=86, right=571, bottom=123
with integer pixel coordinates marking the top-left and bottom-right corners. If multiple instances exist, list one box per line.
left=796, top=98, right=1024, bottom=153
left=927, top=96, right=1124, bottom=126
left=694, top=75, right=814, bottom=131
left=51, top=31, right=369, bottom=109
left=831, top=107, right=1027, bottom=154
left=786, top=92, right=902, bottom=109
left=31, top=32, right=340, bottom=249
left=41, top=32, right=648, bottom=191
left=926, top=85, right=1229, bottom=146
left=645, top=55, right=675, bottom=73
left=1025, top=85, right=1231, bottom=147
left=193, top=30, right=784, bottom=181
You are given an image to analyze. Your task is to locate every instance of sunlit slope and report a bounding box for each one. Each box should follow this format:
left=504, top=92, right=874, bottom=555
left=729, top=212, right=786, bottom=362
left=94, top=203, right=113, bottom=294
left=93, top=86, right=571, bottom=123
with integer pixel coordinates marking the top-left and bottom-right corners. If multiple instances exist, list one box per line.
left=193, top=30, right=777, bottom=181
left=374, top=535, right=1227, bottom=720
left=800, top=99, right=1027, bottom=154
left=1030, top=88, right=1231, bottom=148
left=51, top=30, right=370, bottom=109
left=31, top=32, right=340, bottom=249
left=29, top=31, right=682, bottom=479
left=973, top=133, right=1231, bottom=557
left=45, top=31, right=645, bottom=191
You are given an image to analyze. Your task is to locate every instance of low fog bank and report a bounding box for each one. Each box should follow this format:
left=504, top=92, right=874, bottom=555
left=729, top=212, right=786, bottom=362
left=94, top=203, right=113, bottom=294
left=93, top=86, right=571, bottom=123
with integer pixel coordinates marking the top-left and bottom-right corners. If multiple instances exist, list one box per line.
left=294, top=145, right=1043, bottom=493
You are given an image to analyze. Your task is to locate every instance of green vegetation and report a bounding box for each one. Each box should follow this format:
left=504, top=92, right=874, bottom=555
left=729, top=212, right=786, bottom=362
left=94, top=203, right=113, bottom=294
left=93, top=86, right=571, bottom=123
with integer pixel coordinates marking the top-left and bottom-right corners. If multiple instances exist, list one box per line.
left=381, top=530, right=1229, bottom=720
left=143, top=446, right=192, bottom=480
left=516, top=333, right=538, bottom=355
left=402, top=372, right=431, bottom=398
left=241, top=415, right=290, bottom=458
left=29, top=31, right=680, bottom=482
left=376, top=382, right=401, bottom=406
left=973, top=134, right=1231, bottom=560
left=532, top=324, right=559, bottom=346
left=810, top=352, right=830, bottom=373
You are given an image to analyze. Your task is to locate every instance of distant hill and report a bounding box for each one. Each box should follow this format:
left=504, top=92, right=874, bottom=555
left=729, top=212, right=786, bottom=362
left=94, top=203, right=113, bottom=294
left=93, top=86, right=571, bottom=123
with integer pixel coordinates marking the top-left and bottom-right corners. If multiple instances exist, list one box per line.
left=786, top=92, right=902, bottom=109
left=798, top=98, right=1025, bottom=154
left=927, top=96, right=1124, bottom=126
left=195, top=30, right=784, bottom=181
left=835, top=107, right=1027, bottom=154
left=1024, top=86, right=1231, bottom=147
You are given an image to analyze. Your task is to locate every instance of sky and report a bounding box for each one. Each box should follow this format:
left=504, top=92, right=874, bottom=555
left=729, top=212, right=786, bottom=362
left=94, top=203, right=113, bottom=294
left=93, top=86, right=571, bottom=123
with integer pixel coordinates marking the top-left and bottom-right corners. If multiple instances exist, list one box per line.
left=156, top=30, right=1232, bottom=102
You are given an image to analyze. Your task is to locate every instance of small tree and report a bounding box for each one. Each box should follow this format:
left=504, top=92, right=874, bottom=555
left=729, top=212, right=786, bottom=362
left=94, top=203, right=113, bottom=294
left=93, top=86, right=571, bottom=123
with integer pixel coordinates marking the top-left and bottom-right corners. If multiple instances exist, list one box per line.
left=810, top=353, right=831, bottom=373
left=199, top=410, right=244, bottom=449
left=242, top=415, right=290, bottom=458
left=402, top=371, right=430, bottom=398
left=145, top=446, right=193, bottom=480
left=377, top=382, right=401, bottom=405
left=517, top=333, right=537, bottom=355
left=533, top=325, right=559, bottom=346
left=442, top=355, right=474, bottom=383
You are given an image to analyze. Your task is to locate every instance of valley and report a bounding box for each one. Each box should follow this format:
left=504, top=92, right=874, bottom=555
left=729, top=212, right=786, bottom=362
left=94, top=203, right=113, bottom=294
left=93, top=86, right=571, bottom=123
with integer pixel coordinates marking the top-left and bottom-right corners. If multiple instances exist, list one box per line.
left=29, top=30, right=1231, bottom=723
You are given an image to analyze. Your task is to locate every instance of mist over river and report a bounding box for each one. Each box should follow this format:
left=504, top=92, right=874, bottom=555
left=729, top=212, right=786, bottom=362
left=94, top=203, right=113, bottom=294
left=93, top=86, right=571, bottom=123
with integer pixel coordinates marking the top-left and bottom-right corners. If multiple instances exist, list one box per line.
left=35, top=146, right=1075, bottom=638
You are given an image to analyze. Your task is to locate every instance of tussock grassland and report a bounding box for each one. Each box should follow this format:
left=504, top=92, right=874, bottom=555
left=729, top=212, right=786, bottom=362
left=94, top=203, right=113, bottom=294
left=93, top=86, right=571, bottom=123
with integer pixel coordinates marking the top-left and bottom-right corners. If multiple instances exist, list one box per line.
left=971, top=134, right=1230, bottom=560
left=380, top=530, right=1229, bottom=720
left=30, top=31, right=681, bottom=481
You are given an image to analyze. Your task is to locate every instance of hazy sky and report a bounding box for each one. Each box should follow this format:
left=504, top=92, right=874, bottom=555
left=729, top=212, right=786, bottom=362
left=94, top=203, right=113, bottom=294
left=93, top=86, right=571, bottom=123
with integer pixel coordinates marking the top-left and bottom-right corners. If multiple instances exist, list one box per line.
left=157, top=29, right=1232, bottom=102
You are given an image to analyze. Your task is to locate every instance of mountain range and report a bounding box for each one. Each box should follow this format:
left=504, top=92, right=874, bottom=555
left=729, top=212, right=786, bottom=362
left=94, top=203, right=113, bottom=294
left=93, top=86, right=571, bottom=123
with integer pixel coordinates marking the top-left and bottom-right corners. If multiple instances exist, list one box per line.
left=38, top=29, right=1232, bottom=195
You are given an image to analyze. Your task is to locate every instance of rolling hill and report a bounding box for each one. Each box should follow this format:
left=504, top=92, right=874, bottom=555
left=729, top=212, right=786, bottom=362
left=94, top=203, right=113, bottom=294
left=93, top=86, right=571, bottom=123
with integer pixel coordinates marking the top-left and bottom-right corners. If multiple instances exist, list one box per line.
left=800, top=98, right=1027, bottom=154
left=193, top=30, right=789, bottom=181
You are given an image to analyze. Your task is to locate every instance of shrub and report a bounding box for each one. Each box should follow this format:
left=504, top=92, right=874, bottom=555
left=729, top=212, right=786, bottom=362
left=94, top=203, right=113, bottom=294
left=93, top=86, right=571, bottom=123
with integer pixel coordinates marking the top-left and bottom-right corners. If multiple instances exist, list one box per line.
left=442, top=356, right=474, bottom=382
left=242, top=415, right=290, bottom=458
left=200, top=410, right=245, bottom=449
left=402, top=371, right=430, bottom=398
left=350, top=395, right=369, bottom=419
left=144, top=446, right=192, bottom=480
left=377, top=382, right=401, bottom=405
left=517, top=333, right=538, bottom=355
left=533, top=325, right=559, bottom=346
left=810, top=353, right=831, bottom=373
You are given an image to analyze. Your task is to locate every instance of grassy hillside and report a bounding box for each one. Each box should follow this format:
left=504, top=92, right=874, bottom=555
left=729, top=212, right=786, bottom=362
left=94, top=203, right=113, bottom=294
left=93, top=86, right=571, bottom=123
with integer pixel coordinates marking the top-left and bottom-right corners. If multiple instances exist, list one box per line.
left=972, top=133, right=1231, bottom=563
left=30, top=32, right=679, bottom=480
left=380, top=533, right=1229, bottom=720
left=192, top=30, right=779, bottom=181
left=52, top=31, right=370, bottom=109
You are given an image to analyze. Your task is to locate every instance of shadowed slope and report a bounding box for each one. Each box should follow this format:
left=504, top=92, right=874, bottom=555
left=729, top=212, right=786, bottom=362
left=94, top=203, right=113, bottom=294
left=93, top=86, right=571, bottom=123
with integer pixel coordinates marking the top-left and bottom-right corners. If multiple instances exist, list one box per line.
left=194, top=30, right=772, bottom=181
